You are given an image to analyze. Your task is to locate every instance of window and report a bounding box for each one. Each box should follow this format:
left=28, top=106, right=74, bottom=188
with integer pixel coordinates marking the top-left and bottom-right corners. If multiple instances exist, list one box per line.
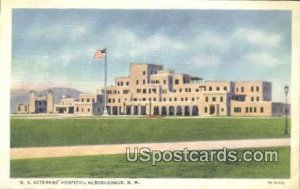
left=175, top=79, right=179, bottom=85
left=87, top=98, right=90, bottom=102
left=185, top=97, right=188, bottom=101
left=250, top=107, right=252, bottom=113
left=126, top=81, right=129, bottom=86
left=179, top=88, right=182, bottom=93
left=205, top=96, right=209, bottom=102
left=136, top=80, right=139, bottom=85
left=163, top=80, right=166, bottom=84
left=163, top=98, right=166, bottom=101
left=260, top=107, right=264, bottom=113
left=254, top=107, right=257, bottom=113
left=241, top=87, right=244, bottom=92
left=18, top=106, right=20, bottom=111
left=81, top=98, right=84, bottom=102
left=251, top=97, right=254, bottom=101
left=246, top=107, right=249, bottom=113
left=236, top=88, right=239, bottom=92
left=251, top=86, right=254, bottom=92
left=234, top=107, right=241, bottom=113
left=143, top=71, right=146, bottom=75
left=192, top=97, right=194, bottom=101
left=174, top=98, right=177, bottom=101
left=148, top=89, right=151, bottom=94
left=205, top=107, right=208, bottom=113
left=216, top=87, right=220, bottom=91
left=87, top=108, right=90, bottom=112
left=256, top=97, right=259, bottom=101
left=143, top=80, right=146, bottom=84
left=209, top=87, right=212, bottom=91
left=212, top=97, right=216, bottom=102
left=76, top=107, right=79, bottom=112
left=220, top=97, right=223, bottom=102
left=143, top=89, right=146, bottom=94
left=256, top=86, right=259, bottom=92
left=169, top=98, right=172, bottom=101
left=137, top=89, right=141, bottom=93
left=224, top=87, right=227, bottom=91
left=181, top=98, right=184, bottom=101
left=92, top=99, right=95, bottom=103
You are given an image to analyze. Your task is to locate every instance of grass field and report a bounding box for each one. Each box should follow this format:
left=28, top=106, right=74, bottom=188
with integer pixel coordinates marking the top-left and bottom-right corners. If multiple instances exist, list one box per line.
left=10, top=146, right=290, bottom=178
left=11, top=118, right=290, bottom=148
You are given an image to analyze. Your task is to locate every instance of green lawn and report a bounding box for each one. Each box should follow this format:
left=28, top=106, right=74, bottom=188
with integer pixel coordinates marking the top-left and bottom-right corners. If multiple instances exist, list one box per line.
left=10, top=147, right=290, bottom=178
left=11, top=118, right=290, bottom=148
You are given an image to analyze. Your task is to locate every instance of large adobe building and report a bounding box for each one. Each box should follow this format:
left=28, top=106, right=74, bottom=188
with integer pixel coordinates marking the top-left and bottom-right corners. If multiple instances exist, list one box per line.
left=16, top=63, right=289, bottom=117
left=105, top=63, right=288, bottom=117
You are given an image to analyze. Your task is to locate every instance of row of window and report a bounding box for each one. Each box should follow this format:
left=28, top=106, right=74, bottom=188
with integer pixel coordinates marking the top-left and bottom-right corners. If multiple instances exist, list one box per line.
left=76, top=107, right=91, bottom=112
left=81, top=98, right=95, bottom=103
left=233, top=107, right=264, bottom=113
left=107, top=90, right=120, bottom=95
left=162, top=97, right=200, bottom=102
left=205, top=96, right=224, bottom=102
left=117, top=81, right=129, bottom=86
left=107, top=89, right=130, bottom=95
left=250, top=97, right=260, bottom=102
left=137, top=88, right=157, bottom=94
left=207, top=86, right=228, bottom=91
left=204, top=107, right=225, bottom=113
left=108, top=96, right=203, bottom=103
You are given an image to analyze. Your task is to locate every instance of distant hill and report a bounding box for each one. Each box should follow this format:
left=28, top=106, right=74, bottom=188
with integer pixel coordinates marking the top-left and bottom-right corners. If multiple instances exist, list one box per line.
left=10, top=87, right=82, bottom=113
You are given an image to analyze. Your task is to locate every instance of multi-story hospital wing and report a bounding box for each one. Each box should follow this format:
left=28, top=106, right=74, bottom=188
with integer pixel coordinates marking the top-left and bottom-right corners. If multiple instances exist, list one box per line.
left=105, top=63, right=288, bottom=117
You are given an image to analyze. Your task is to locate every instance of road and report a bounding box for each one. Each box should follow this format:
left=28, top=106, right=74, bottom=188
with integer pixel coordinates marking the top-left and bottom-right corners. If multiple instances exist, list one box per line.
left=11, top=138, right=290, bottom=160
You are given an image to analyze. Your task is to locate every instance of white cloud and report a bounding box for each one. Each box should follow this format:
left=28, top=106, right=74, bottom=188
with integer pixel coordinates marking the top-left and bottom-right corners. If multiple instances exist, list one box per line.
left=27, top=23, right=92, bottom=41
left=105, top=26, right=187, bottom=59
left=197, top=31, right=230, bottom=52
left=234, top=27, right=282, bottom=48
left=189, top=53, right=221, bottom=68
left=243, top=52, right=282, bottom=66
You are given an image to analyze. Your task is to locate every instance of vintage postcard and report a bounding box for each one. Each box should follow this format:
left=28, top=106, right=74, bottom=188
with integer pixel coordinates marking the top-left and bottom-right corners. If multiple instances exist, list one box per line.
left=0, top=0, right=299, bottom=189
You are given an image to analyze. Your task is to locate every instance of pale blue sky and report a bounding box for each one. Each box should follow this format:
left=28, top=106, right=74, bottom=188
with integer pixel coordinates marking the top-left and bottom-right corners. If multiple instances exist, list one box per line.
left=12, top=9, right=291, bottom=102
